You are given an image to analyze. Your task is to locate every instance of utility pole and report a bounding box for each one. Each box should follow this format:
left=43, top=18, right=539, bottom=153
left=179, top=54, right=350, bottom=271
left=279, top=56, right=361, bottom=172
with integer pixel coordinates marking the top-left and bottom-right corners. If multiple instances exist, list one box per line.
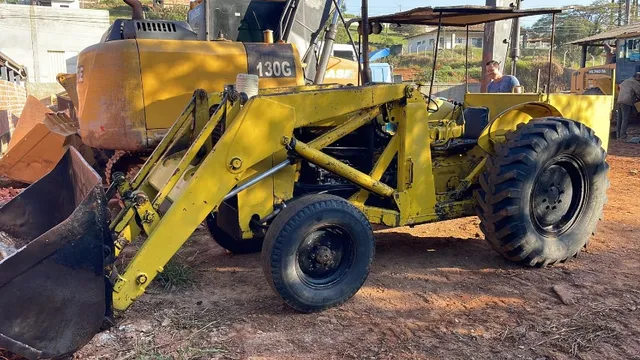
left=481, top=0, right=513, bottom=92
left=510, top=0, right=522, bottom=76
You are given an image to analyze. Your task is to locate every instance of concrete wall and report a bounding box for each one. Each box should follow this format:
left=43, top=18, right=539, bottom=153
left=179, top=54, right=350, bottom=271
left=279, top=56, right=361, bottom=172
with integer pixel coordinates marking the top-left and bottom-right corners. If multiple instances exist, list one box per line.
left=432, top=83, right=481, bottom=101
left=0, top=4, right=110, bottom=83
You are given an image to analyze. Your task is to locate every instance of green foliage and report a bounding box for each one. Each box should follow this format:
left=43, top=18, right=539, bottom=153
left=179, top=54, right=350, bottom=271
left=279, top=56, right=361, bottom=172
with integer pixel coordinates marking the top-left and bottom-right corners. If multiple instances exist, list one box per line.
left=144, top=5, right=189, bottom=21
left=155, top=260, right=194, bottom=291
left=528, top=0, right=619, bottom=50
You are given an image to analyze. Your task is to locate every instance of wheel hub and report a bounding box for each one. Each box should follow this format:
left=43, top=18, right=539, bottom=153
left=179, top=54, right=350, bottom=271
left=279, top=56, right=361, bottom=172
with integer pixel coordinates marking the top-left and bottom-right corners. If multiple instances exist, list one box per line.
left=531, top=155, right=587, bottom=236
left=314, top=245, right=335, bottom=266
left=296, top=227, right=354, bottom=287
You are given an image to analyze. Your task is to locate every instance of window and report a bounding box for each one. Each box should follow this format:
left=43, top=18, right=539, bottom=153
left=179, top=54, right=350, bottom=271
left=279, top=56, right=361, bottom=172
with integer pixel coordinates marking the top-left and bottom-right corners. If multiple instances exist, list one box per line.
left=456, top=37, right=465, bottom=44
left=471, top=38, right=483, bottom=48
left=625, top=37, right=640, bottom=61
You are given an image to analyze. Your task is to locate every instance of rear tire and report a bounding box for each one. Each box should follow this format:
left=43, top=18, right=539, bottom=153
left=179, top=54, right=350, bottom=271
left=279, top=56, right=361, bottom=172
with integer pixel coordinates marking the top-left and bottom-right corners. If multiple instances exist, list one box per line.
left=475, top=118, right=609, bottom=267
left=261, top=194, right=375, bottom=312
left=205, top=214, right=263, bottom=254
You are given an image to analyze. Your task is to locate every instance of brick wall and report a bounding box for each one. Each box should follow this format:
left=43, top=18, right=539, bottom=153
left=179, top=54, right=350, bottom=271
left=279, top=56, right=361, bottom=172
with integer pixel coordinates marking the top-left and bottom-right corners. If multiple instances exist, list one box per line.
left=0, top=79, right=27, bottom=120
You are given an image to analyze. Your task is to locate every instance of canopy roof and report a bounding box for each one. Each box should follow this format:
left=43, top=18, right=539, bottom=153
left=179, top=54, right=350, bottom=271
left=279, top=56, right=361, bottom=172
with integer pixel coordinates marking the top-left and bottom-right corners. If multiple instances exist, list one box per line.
left=569, top=23, right=640, bottom=46
left=350, top=5, right=562, bottom=27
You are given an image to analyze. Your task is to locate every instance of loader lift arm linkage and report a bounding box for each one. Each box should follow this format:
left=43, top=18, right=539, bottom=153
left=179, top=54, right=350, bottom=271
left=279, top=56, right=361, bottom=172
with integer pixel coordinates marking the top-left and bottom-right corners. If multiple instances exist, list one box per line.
left=109, top=84, right=410, bottom=310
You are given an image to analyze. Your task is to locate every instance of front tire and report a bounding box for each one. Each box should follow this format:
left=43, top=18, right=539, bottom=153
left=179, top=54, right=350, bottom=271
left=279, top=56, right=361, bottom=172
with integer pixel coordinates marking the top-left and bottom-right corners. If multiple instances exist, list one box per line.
left=261, top=194, right=375, bottom=312
left=475, top=118, right=609, bottom=267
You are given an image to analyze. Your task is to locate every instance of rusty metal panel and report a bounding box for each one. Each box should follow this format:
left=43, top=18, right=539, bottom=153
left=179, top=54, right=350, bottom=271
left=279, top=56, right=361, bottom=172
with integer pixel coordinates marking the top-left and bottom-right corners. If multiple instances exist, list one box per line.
left=76, top=40, right=147, bottom=151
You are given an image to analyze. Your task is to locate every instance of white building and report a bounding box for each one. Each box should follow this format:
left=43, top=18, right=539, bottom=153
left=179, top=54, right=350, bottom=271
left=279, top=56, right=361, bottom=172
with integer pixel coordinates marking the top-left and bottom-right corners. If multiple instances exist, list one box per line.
left=406, top=25, right=484, bottom=53
left=0, top=4, right=110, bottom=83
left=523, top=38, right=551, bottom=49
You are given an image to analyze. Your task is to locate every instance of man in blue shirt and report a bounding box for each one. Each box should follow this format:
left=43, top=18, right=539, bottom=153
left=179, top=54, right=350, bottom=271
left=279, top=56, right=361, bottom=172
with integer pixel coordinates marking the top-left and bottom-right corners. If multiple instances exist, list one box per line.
left=485, top=60, right=522, bottom=93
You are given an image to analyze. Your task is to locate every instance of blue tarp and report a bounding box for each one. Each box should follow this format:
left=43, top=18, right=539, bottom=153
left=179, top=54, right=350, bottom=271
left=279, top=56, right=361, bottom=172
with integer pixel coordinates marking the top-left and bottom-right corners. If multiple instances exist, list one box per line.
left=359, top=48, right=391, bottom=62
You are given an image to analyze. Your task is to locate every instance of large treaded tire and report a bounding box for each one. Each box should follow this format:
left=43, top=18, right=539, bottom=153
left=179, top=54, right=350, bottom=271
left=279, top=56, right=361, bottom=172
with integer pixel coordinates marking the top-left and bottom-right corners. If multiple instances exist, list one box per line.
left=205, top=214, right=264, bottom=254
left=475, top=117, right=609, bottom=267
left=261, top=194, right=375, bottom=313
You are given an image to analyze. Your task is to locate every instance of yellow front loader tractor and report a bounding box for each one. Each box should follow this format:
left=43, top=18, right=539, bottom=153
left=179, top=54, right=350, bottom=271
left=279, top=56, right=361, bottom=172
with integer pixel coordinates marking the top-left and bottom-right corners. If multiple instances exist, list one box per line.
left=0, top=4, right=613, bottom=360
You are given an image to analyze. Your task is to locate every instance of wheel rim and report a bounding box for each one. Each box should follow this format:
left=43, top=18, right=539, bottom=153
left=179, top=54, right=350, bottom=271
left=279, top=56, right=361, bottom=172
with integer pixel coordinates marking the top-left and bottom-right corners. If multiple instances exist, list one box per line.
left=530, top=155, right=588, bottom=236
left=296, top=225, right=355, bottom=288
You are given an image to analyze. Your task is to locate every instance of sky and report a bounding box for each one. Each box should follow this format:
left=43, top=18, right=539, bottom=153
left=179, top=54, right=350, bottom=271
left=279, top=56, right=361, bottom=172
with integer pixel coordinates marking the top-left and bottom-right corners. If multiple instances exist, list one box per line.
left=344, top=0, right=595, bottom=27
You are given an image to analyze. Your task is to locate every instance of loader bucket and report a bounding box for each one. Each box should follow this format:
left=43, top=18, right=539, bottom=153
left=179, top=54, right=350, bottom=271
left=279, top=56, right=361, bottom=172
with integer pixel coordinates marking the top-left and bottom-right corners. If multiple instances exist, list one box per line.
left=0, top=146, right=113, bottom=360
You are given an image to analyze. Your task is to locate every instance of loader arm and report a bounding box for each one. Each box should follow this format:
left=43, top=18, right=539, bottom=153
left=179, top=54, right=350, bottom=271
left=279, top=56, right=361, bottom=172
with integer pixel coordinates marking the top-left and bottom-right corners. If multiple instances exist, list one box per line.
left=110, top=84, right=407, bottom=310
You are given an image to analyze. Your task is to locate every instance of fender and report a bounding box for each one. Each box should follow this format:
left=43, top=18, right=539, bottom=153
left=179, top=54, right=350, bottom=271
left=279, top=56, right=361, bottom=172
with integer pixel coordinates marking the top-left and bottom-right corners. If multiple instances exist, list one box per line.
left=477, top=101, right=563, bottom=154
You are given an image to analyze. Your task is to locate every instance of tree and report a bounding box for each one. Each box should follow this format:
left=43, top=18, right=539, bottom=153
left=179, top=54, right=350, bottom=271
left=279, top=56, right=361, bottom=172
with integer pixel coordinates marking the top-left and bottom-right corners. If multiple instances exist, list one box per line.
left=526, top=0, right=620, bottom=67
left=527, top=0, right=619, bottom=48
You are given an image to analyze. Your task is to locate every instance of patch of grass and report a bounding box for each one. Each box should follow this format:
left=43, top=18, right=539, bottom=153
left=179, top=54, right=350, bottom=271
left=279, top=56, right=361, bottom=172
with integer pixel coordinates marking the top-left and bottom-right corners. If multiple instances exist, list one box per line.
left=155, top=260, right=195, bottom=291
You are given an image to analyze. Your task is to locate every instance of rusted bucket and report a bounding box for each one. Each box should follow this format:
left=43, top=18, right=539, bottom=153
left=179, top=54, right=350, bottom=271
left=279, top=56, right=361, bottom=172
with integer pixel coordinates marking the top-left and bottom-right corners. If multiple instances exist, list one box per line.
left=0, top=147, right=113, bottom=359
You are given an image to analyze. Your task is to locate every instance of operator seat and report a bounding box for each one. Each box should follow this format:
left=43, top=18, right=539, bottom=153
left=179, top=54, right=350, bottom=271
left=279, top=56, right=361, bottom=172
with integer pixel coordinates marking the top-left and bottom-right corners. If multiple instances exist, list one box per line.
left=432, top=105, right=489, bottom=153
left=462, top=106, right=489, bottom=139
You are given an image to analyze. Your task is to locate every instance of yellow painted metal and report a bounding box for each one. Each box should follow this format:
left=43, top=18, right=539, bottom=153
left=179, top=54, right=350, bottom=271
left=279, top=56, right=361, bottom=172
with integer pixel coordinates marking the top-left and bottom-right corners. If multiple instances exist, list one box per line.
left=265, top=85, right=406, bottom=128
left=133, top=193, right=161, bottom=235
left=131, top=98, right=196, bottom=188
left=476, top=101, right=562, bottom=152
left=308, top=107, right=381, bottom=149
left=464, top=93, right=541, bottom=119
left=454, top=155, right=487, bottom=195
left=360, top=205, right=400, bottom=227
left=547, top=94, right=612, bottom=149
left=431, top=153, right=473, bottom=196
left=75, top=39, right=304, bottom=152
left=570, top=63, right=616, bottom=95
left=291, top=138, right=396, bottom=198
left=468, top=92, right=613, bottom=153
left=151, top=96, right=225, bottom=209
left=137, top=40, right=304, bottom=131
left=396, top=99, right=438, bottom=225
left=324, top=57, right=360, bottom=85
left=56, top=73, right=79, bottom=109
left=237, top=157, right=275, bottom=239
left=112, top=95, right=296, bottom=310
left=236, top=106, right=382, bottom=239
left=351, top=134, right=399, bottom=204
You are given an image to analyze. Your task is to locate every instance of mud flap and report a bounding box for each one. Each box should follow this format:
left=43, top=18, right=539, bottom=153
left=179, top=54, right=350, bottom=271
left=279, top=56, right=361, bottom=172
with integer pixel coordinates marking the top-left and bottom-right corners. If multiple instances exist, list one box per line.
left=0, top=147, right=113, bottom=360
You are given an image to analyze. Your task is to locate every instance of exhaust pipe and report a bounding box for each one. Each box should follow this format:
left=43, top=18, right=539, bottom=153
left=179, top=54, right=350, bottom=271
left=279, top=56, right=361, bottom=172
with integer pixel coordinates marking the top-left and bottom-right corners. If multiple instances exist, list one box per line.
left=123, top=0, right=143, bottom=20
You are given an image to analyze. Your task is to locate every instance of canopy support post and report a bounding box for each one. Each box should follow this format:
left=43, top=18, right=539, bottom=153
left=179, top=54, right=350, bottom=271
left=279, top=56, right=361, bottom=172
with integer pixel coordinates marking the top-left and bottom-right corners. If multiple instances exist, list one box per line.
left=428, top=12, right=443, bottom=103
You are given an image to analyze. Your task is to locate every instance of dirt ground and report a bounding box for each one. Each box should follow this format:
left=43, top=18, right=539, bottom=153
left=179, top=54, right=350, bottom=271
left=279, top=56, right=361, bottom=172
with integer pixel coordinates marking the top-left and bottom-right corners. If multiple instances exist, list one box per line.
left=65, top=134, right=640, bottom=360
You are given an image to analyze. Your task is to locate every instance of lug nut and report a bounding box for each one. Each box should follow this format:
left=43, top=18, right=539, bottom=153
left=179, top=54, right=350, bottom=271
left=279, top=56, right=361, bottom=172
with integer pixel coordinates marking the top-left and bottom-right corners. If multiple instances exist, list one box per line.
left=230, top=157, right=243, bottom=170
left=136, top=274, right=148, bottom=285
